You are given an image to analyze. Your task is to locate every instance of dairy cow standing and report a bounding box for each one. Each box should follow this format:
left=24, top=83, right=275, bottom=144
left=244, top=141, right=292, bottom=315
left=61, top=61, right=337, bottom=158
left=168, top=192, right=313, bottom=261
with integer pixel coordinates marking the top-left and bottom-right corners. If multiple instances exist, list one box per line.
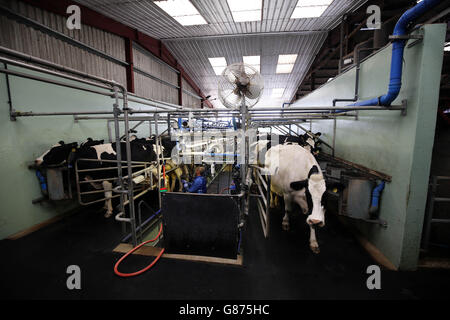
left=264, top=143, right=327, bottom=253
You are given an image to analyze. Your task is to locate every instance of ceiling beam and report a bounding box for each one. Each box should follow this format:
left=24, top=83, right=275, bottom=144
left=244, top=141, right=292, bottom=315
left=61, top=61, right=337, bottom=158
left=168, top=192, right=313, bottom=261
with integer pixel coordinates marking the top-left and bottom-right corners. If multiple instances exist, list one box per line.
left=161, top=30, right=328, bottom=42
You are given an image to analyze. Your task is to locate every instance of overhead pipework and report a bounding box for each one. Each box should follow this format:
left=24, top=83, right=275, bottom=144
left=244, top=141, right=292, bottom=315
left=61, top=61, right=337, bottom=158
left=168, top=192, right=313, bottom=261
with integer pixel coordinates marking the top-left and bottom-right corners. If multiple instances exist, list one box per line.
left=352, top=0, right=443, bottom=107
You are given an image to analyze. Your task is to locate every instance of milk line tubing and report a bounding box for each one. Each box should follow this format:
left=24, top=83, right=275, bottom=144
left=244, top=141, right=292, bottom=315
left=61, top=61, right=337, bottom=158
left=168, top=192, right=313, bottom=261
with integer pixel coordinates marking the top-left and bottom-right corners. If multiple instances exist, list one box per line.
left=1, top=47, right=407, bottom=247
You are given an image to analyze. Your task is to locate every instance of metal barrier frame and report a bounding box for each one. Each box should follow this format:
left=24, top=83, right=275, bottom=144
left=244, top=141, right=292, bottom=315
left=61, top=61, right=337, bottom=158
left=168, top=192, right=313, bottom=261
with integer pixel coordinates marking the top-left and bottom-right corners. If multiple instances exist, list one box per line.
left=251, top=165, right=271, bottom=238
left=1, top=45, right=408, bottom=246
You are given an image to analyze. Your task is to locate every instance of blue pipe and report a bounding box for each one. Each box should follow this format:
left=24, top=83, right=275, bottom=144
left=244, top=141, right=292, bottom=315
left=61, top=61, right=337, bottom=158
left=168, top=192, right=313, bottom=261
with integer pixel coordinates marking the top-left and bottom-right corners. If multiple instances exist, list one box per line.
left=282, top=102, right=292, bottom=109
left=352, top=0, right=442, bottom=107
left=369, top=182, right=385, bottom=216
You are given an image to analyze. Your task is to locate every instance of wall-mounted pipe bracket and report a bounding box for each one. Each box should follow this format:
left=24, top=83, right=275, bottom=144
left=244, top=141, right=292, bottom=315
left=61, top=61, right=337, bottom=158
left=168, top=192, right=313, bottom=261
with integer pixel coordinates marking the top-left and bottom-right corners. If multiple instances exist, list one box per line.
left=360, top=218, right=388, bottom=228
left=10, top=108, right=17, bottom=121
left=400, top=99, right=408, bottom=116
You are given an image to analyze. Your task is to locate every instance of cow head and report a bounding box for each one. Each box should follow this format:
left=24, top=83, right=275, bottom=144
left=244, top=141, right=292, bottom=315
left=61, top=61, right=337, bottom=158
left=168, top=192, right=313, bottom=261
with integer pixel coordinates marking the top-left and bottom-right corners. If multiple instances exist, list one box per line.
left=290, top=165, right=327, bottom=227
left=35, top=141, right=78, bottom=167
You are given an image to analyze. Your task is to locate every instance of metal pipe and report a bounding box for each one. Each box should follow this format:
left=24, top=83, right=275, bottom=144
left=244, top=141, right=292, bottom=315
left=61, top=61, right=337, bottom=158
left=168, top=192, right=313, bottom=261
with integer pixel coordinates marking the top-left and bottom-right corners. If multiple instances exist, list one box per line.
left=0, top=68, right=113, bottom=98
left=74, top=116, right=176, bottom=122
left=249, top=106, right=405, bottom=112
left=112, top=86, right=127, bottom=238
left=0, top=46, right=182, bottom=112
left=121, top=89, right=138, bottom=247
left=3, top=63, right=14, bottom=121
left=0, top=46, right=123, bottom=89
left=155, top=113, right=162, bottom=209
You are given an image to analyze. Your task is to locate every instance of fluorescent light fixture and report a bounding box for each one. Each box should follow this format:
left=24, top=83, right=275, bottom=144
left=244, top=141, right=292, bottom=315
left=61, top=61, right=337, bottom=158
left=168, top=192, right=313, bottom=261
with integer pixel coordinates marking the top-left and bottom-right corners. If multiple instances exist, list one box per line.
left=277, top=54, right=297, bottom=64
left=209, top=57, right=227, bottom=67
left=228, top=0, right=262, bottom=11
left=291, top=0, right=332, bottom=19
left=276, top=54, right=297, bottom=74
left=208, top=57, right=227, bottom=75
left=271, top=88, right=285, bottom=98
left=291, top=6, right=327, bottom=18
left=243, top=55, right=260, bottom=72
left=296, top=0, right=333, bottom=5
left=445, top=42, right=450, bottom=52
left=227, top=0, right=262, bottom=22
left=276, top=64, right=295, bottom=74
left=155, top=0, right=207, bottom=26
left=232, top=10, right=261, bottom=22
left=243, top=55, right=260, bottom=65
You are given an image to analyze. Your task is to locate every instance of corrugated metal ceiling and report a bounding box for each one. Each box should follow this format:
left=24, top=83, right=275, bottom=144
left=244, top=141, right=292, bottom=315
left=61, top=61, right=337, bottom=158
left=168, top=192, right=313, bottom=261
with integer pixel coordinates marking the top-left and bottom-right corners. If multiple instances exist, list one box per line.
left=165, top=32, right=328, bottom=107
left=75, top=0, right=368, bottom=107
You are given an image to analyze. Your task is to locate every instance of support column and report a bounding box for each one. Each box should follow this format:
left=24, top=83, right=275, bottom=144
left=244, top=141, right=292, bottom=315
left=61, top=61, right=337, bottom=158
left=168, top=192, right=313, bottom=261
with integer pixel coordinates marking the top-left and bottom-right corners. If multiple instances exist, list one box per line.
left=178, top=66, right=183, bottom=107
left=124, top=38, right=135, bottom=93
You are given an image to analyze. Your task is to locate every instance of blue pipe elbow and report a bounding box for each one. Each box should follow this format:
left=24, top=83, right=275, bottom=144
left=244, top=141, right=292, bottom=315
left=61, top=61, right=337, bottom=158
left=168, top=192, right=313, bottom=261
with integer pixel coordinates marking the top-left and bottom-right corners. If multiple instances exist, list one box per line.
left=352, top=0, right=442, bottom=107
left=369, top=181, right=385, bottom=216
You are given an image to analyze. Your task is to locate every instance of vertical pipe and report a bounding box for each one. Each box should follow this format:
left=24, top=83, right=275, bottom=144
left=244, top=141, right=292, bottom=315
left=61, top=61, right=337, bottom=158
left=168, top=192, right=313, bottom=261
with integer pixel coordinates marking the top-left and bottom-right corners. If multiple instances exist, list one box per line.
left=332, top=117, right=337, bottom=157
left=240, top=99, right=249, bottom=215
left=122, top=91, right=138, bottom=247
left=112, top=87, right=127, bottom=237
left=155, top=113, right=162, bottom=209
left=4, top=63, right=14, bottom=121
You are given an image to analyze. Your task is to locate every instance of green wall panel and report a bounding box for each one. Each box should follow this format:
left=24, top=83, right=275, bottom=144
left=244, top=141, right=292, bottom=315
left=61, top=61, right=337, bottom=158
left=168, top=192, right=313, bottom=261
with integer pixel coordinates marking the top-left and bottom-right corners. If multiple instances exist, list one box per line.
left=0, top=64, right=168, bottom=239
left=292, top=24, right=446, bottom=270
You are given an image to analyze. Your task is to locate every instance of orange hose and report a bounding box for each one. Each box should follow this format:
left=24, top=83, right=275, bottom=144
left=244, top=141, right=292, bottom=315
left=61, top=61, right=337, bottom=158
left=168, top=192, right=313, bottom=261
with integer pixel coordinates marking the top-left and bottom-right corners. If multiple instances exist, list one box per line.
left=114, top=223, right=165, bottom=277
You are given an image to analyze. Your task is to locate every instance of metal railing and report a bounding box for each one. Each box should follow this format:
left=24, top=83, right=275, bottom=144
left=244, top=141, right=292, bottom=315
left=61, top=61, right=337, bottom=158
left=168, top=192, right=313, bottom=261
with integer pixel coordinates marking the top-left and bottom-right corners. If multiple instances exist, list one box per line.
left=422, top=176, right=450, bottom=250
left=251, top=165, right=271, bottom=238
left=74, top=158, right=153, bottom=206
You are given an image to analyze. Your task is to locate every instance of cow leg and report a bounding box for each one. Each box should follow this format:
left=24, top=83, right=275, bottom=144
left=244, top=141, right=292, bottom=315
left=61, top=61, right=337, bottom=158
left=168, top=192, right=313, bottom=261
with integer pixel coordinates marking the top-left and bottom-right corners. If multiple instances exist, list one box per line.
left=168, top=173, right=174, bottom=192
left=282, top=194, right=291, bottom=231
left=270, top=191, right=276, bottom=208
left=274, top=193, right=280, bottom=208
left=309, top=224, right=320, bottom=254
left=102, top=181, right=113, bottom=218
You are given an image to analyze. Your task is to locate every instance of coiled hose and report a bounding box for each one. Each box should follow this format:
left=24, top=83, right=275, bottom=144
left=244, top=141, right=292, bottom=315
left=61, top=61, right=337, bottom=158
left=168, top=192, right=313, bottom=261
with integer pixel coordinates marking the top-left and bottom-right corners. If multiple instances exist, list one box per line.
left=114, top=222, right=165, bottom=277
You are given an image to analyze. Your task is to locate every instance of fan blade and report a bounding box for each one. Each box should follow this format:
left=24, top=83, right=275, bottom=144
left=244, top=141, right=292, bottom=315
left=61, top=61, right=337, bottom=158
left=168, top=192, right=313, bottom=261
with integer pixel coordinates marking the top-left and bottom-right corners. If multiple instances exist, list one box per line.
left=225, top=68, right=240, bottom=84
left=244, top=82, right=262, bottom=100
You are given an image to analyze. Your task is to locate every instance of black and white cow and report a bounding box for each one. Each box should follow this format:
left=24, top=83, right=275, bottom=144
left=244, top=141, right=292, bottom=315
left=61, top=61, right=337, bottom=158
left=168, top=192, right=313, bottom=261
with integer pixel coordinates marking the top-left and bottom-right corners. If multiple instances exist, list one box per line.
left=253, top=132, right=322, bottom=159
left=279, top=133, right=322, bottom=155
left=35, top=141, right=78, bottom=167
left=76, top=139, right=159, bottom=217
left=35, top=137, right=159, bottom=217
left=264, top=143, right=326, bottom=254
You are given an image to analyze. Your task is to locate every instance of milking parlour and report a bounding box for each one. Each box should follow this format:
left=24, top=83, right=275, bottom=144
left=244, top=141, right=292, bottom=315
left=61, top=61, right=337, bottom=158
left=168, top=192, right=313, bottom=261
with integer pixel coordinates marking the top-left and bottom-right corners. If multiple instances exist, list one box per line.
left=0, top=0, right=449, bottom=310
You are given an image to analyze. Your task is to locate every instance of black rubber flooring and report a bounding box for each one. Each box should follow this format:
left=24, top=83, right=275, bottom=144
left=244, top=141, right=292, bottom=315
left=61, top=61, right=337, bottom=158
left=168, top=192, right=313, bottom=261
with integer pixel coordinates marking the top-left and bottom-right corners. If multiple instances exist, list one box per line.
left=1, top=199, right=450, bottom=300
